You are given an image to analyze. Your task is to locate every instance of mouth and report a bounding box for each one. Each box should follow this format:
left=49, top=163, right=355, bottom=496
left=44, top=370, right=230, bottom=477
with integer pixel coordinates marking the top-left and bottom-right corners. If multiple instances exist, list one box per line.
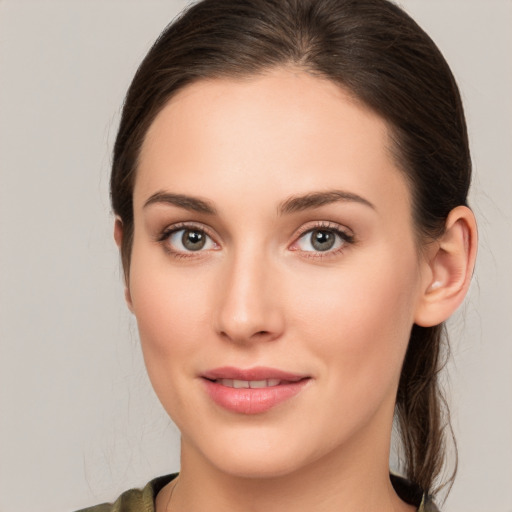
left=201, top=366, right=311, bottom=414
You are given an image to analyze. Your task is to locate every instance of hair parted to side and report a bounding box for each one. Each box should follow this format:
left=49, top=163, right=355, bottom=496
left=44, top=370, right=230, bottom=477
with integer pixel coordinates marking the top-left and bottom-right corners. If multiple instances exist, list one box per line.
left=111, top=0, right=470, bottom=497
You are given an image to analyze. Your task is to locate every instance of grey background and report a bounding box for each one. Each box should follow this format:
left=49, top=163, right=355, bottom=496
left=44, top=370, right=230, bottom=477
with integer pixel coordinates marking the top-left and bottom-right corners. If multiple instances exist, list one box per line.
left=0, top=1, right=510, bottom=511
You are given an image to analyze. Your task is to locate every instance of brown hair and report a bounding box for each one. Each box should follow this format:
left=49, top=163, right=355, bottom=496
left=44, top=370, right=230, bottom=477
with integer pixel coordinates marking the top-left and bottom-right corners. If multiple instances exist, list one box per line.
left=111, top=0, right=470, bottom=496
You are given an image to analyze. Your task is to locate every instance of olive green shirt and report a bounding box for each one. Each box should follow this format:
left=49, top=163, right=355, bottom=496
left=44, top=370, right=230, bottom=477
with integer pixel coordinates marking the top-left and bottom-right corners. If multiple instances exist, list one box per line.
left=75, top=473, right=439, bottom=512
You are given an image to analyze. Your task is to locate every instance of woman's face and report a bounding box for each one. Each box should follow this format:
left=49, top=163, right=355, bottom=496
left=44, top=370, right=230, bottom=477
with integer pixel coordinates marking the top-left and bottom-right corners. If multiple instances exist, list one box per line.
left=127, top=68, right=431, bottom=478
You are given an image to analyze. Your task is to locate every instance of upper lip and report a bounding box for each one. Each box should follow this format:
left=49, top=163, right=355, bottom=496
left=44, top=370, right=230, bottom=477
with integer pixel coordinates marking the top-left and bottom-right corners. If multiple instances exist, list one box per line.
left=201, top=366, right=309, bottom=382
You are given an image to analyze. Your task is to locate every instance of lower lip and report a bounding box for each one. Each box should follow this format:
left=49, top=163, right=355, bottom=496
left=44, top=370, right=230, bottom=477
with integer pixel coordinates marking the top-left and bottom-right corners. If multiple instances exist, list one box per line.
left=202, top=378, right=310, bottom=414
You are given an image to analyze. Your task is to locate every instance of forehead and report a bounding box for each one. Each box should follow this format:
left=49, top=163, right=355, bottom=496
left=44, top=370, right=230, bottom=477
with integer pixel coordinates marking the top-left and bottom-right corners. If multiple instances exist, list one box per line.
left=135, top=68, right=410, bottom=216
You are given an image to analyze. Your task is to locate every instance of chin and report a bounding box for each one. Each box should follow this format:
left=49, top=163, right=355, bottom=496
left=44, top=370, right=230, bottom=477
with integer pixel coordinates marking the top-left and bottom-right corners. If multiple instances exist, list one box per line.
left=183, top=420, right=342, bottom=481
left=209, top=450, right=311, bottom=480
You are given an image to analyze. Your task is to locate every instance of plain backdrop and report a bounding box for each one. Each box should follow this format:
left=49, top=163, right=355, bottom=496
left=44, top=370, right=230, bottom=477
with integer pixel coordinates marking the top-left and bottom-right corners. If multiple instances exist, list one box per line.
left=0, top=1, right=511, bottom=511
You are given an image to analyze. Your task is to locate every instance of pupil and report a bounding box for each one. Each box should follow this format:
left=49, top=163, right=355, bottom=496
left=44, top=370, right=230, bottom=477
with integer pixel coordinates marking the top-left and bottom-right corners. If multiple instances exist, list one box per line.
left=182, top=230, right=206, bottom=250
left=312, top=230, right=335, bottom=251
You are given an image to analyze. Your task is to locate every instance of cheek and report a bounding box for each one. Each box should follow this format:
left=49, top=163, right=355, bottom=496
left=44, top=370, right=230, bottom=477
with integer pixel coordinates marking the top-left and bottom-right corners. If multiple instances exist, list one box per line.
left=290, top=250, right=421, bottom=400
left=127, top=244, right=213, bottom=397
left=131, top=276, right=200, bottom=350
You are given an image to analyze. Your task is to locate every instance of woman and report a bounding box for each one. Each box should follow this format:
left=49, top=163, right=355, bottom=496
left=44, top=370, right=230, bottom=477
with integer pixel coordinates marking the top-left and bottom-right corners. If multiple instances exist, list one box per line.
left=79, top=0, right=477, bottom=510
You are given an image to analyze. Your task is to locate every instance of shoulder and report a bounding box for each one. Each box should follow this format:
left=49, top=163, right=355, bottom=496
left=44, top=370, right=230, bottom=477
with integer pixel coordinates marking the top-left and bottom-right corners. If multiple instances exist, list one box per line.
left=74, top=474, right=177, bottom=512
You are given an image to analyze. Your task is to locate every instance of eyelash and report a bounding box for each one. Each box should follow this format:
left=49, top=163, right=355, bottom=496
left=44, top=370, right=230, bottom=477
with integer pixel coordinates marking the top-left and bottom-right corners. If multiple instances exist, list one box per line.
left=291, top=221, right=355, bottom=259
left=156, top=221, right=355, bottom=259
left=157, top=222, right=219, bottom=259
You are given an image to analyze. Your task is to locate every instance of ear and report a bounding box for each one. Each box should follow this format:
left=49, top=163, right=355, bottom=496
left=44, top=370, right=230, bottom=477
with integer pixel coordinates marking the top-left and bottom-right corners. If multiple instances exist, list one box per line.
left=414, top=205, right=477, bottom=327
left=114, top=216, right=134, bottom=313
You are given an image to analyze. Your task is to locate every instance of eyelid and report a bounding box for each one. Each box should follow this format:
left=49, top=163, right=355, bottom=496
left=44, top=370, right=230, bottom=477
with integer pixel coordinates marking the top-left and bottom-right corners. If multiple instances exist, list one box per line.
left=292, top=221, right=354, bottom=242
left=156, top=221, right=216, bottom=240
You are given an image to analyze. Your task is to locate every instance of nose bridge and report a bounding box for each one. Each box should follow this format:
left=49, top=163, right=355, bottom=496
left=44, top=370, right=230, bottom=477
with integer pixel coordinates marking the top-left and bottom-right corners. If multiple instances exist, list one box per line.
left=215, top=243, right=283, bottom=343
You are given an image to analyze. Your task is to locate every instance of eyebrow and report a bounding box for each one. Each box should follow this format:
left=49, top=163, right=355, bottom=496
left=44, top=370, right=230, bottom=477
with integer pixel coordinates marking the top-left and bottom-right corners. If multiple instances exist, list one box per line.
left=278, top=190, right=375, bottom=215
left=143, top=192, right=217, bottom=215
left=143, top=189, right=374, bottom=216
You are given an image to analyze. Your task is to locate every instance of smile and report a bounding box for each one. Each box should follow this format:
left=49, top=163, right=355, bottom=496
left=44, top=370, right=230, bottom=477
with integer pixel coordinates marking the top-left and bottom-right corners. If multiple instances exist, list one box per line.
left=201, top=367, right=311, bottom=415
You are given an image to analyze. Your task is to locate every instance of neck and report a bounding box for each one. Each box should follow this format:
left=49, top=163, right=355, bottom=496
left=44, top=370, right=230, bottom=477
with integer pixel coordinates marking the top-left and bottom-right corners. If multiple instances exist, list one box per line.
left=167, top=421, right=415, bottom=512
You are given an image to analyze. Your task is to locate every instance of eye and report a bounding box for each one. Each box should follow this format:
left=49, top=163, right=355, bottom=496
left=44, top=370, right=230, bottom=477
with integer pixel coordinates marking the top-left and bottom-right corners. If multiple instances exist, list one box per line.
left=294, top=226, right=353, bottom=253
left=164, top=227, right=217, bottom=253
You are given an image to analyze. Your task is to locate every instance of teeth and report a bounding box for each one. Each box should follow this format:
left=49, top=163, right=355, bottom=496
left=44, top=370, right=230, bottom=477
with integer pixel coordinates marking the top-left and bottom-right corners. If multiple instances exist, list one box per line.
left=217, top=379, right=282, bottom=388
left=249, top=380, right=268, bottom=388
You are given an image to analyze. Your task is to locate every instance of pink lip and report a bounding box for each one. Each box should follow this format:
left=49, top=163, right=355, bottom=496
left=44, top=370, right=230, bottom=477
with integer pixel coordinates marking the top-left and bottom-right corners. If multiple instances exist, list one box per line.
left=201, top=366, right=311, bottom=415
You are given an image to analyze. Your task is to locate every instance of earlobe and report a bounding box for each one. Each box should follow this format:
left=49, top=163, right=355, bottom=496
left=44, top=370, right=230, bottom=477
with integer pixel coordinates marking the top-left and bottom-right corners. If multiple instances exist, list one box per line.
left=113, top=216, right=134, bottom=313
left=114, top=216, right=124, bottom=249
left=414, top=206, right=477, bottom=327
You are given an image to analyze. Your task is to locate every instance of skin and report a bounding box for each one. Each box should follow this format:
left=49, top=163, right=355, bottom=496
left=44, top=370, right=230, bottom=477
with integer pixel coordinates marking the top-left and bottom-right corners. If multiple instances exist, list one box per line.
left=115, top=68, right=477, bottom=512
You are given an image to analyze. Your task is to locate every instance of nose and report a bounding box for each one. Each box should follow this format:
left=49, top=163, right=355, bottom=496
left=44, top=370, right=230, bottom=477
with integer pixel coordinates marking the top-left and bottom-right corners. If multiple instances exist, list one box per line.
left=214, top=248, right=285, bottom=344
